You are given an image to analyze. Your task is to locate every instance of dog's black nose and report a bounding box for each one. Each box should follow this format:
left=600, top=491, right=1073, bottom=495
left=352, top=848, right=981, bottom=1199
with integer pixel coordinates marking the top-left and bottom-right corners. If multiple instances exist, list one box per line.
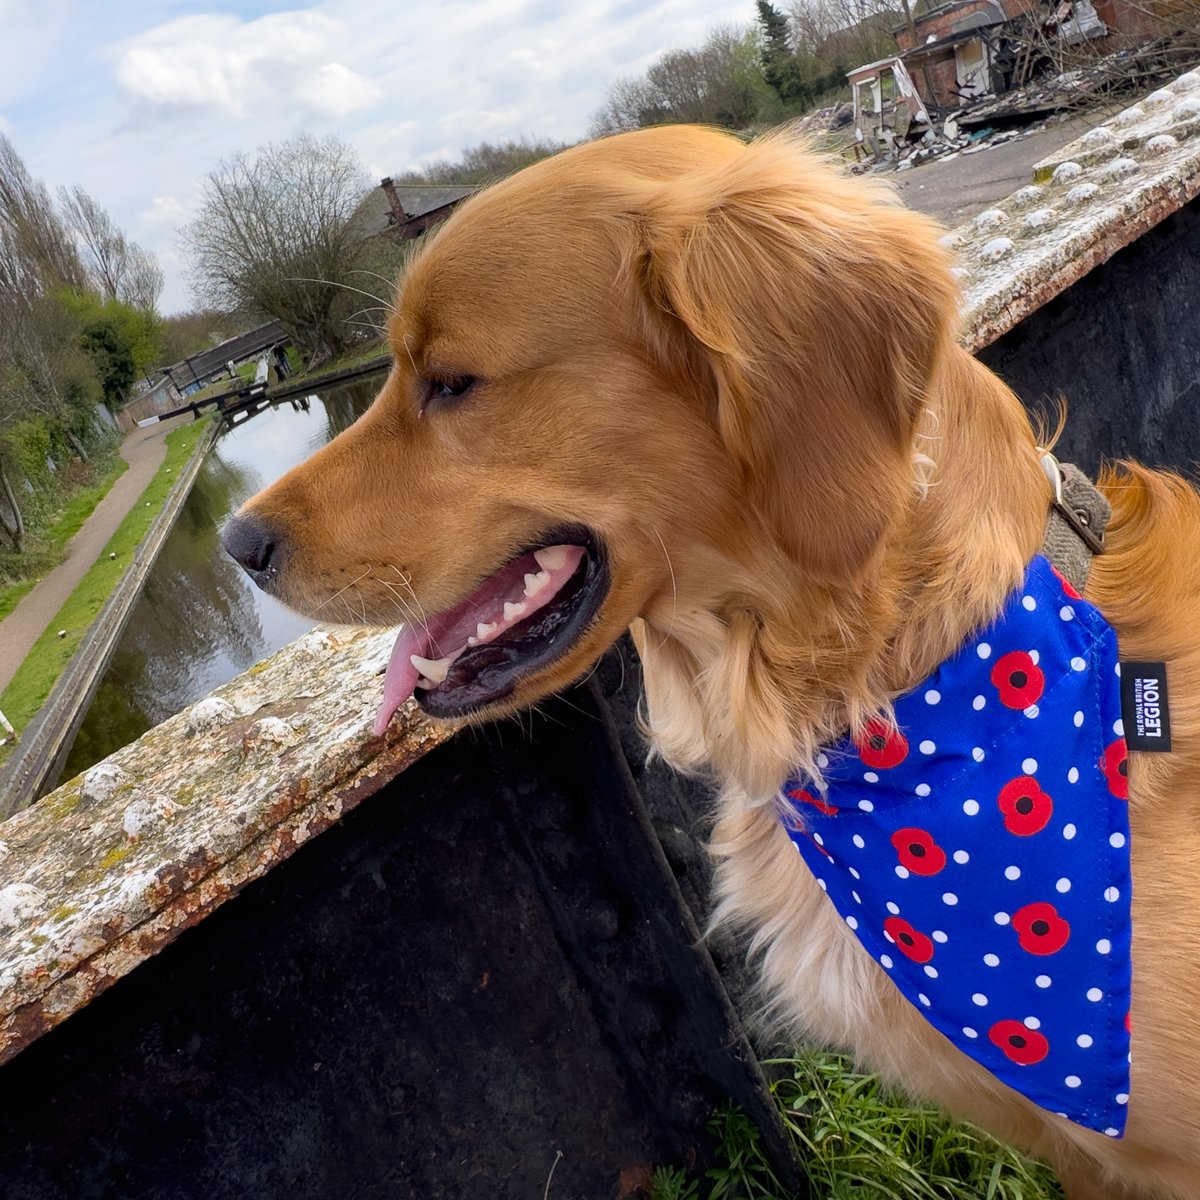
left=222, top=513, right=281, bottom=582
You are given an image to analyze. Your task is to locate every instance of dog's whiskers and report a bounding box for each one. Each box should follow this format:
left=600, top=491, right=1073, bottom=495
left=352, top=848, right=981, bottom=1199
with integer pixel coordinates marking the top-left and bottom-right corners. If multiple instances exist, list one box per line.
left=313, top=567, right=372, bottom=616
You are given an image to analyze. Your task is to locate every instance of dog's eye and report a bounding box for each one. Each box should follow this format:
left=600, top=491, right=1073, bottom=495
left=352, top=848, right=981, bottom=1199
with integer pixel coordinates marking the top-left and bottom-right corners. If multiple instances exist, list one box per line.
left=420, top=374, right=476, bottom=413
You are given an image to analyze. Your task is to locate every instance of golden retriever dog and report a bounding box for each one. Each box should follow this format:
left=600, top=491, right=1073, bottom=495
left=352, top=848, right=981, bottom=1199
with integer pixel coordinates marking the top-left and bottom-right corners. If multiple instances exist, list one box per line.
left=222, top=126, right=1200, bottom=1198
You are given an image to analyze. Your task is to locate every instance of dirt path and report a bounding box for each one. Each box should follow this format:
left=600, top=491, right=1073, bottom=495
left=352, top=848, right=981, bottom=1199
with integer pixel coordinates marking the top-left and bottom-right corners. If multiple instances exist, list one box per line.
left=0, top=414, right=193, bottom=695
left=894, top=111, right=1109, bottom=227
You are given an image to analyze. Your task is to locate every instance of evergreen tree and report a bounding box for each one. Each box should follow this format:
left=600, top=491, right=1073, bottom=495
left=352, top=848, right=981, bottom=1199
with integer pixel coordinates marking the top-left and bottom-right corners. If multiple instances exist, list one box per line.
left=756, top=0, right=810, bottom=108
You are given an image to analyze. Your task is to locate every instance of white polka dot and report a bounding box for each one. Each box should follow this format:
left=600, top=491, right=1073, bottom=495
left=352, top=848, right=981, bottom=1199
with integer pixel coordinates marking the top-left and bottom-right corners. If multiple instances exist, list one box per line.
left=1114, top=719, right=1124, bottom=736
left=1074, top=711, right=1084, bottom=728
left=1087, top=987, right=1104, bottom=1002
left=942, top=892, right=959, bottom=906
left=983, top=953, right=1000, bottom=967
left=1068, top=768, right=1080, bottom=784
left=972, top=993, right=988, bottom=1006
left=848, top=866, right=861, bottom=880
left=1024, top=1016, right=1041, bottom=1030
left=953, top=850, right=970, bottom=864
left=972, top=747, right=985, bottom=763
left=817, top=878, right=827, bottom=891
left=1065, top=1075, right=1082, bottom=1088
left=812, top=832, right=824, bottom=845
left=1096, top=939, right=1112, bottom=954
left=925, top=689, right=941, bottom=705
left=1029, top=649, right=1040, bottom=666
left=880, top=954, right=893, bottom=969
left=963, top=799, right=980, bottom=816
left=924, top=965, right=938, bottom=978
left=1022, top=595, right=1036, bottom=611
left=931, top=930, right=948, bottom=943
left=1077, top=1034, right=1094, bottom=1048
left=1105, top=887, right=1120, bottom=903
left=1024, top=704, right=1040, bottom=719
left=919, top=993, right=931, bottom=1007
left=919, top=739, right=936, bottom=755
left=1036, top=974, right=1052, bottom=988
left=994, top=911, right=1010, bottom=925
left=896, top=865, right=910, bottom=879
left=963, top=1026, right=978, bottom=1038
left=1105, top=1128, right=1121, bottom=1138
left=1115, top=663, right=1122, bottom=677
left=846, top=915, right=858, bottom=930
left=1063, top=823, right=1077, bottom=840
left=852, top=891, right=862, bottom=904
left=915, top=783, right=931, bottom=797
left=859, top=799, right=875, bottom=812
left=1056, top=877, right=1072, bottom=894
left=1116, top=1093, right=1129, bottom=1105
left=863, top=772, right=879, bottom=784
left=1060, top=605, right=1075, bottom=621
left=852, top=834, right=866, bottom=849
left=1110, top=832, right=1126, bottom=848
left=886, top=901, right=900, bottom=915
left=1004, top=865, right=1021, bottom=881
left=977, top=642, right=992, bottom=659
left=972, top=695, right=986, bottom=711
left=1071, top=656, right=1087, bottom=671
left=816, top=752, right=829, bottom=769
left=1022, top=757, right=1038, bottom=774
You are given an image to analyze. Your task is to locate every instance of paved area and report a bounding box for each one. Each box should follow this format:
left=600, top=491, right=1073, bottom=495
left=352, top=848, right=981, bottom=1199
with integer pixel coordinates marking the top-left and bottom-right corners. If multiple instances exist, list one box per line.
left=894, top=112, right=1108, bottom=227
left=0, top=414, right=193, bottom=695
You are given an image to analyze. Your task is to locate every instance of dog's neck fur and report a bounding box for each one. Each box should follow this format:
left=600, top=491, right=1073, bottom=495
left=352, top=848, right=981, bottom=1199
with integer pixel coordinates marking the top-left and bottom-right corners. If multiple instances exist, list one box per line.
left=635, top=347, right=1048, bottom=804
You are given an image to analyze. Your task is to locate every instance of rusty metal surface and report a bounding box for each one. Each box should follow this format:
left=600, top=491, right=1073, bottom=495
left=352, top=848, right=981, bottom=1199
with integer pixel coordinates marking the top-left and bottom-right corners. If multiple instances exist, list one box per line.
left=953, top=67, right=1200, bottom=351
left=3, top=67, right=1200, bottom=1072
left=0, top=626, right=455, bottom=1065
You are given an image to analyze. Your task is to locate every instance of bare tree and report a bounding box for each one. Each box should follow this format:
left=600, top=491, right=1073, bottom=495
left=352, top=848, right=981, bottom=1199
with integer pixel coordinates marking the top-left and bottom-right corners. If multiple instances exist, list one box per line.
left=183, top=134, right=372, bottom=368
left=58, top=185, right=164, bottom=312
left=591, top=24, right=771, bottom=136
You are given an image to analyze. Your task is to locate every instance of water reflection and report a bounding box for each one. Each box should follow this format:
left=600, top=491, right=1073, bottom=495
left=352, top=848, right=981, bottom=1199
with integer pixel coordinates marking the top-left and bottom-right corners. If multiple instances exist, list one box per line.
left=63, top=376, right=382, bottom=778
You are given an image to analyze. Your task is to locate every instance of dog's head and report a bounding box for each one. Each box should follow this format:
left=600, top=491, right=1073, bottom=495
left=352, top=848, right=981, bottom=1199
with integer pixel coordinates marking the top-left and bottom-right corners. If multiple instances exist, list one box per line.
left=223, top=126, right=957, bottom=732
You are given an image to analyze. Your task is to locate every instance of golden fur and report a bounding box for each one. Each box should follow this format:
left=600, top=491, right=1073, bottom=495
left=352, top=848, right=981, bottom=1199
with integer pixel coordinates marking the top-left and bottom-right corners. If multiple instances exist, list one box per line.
left=237, top=126, right=1200, bottom=1198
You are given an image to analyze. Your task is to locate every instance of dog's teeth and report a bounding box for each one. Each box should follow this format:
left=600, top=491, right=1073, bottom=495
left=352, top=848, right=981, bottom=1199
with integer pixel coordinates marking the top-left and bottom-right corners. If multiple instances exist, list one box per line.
left=503, top=601, right=527, bottom=622
left=534, top=546, right=570, bottom=572
left=414, top=676, right=435, bottom=690
left=523, top=570, right=551, bottom=598
left=476, top=621, right=497, bottom=640
left=410, top=653, right=452, bottom=683
left=467, top=636, right=478, bottom=646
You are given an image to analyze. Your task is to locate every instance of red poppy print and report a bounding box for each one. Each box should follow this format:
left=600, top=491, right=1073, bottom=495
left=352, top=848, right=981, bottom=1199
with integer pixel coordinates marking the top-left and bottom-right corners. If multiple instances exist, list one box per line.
left=997, top=776, right=1053, bottom=836
left=989, top=1019, right=1050, bottom=1066
left=1051, top=566, right=1082, bottom=600
left=1102, top=738, right=1129, bottom=799
left=856, top=719, right=908, bottom=769
left=788, top=787, right=837, bottom=816
left=883, top=916, right=934, bottom=963
left=890, top=828, right=947, bottom=876
left=990, top=650, right=1045, bottom=710
left=1012, top=901, right=1071, bottom=955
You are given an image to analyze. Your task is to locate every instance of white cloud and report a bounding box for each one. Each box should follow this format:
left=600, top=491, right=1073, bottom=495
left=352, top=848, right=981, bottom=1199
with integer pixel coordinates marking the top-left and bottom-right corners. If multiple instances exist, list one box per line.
left=303, top=63, right=382, bottom=117
left=139, top=195, right=190, bottom=227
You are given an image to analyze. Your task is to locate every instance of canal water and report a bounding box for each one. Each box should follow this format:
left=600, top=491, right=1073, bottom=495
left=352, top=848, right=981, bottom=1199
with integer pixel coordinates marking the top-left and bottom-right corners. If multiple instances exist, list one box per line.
left=63, top=375, right=384, bottom=779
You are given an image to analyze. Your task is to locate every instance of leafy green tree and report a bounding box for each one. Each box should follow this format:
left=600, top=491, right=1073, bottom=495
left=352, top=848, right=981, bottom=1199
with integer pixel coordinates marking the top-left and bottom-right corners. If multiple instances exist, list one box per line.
left=757, top=0, right=812, bottom=108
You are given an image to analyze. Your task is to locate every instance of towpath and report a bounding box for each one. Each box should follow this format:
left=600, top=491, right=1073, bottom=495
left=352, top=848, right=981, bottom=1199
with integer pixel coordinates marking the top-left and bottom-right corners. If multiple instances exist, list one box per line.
left=0, top=414, right=193, bottom=694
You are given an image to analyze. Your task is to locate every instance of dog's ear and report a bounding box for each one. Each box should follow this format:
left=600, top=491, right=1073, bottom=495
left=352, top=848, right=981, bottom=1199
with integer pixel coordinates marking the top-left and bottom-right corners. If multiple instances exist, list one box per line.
left=638, top=136, right=958, bottom=586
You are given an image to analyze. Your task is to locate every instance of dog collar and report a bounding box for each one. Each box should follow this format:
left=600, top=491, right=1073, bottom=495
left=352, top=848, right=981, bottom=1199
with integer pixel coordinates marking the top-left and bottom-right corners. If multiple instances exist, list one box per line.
left=782, top=554, right=1132, bottom=1136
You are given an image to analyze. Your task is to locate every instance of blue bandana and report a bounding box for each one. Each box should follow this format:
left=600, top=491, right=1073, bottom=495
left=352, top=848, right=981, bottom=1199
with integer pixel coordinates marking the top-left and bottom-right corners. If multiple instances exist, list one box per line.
left=783, top=555, right=1132, bottom=1136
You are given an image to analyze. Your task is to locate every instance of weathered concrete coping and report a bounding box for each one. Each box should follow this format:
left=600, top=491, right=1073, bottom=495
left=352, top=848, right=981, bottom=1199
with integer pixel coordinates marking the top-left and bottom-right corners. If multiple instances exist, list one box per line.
left=951, top=65, right=1200, bottom=351
left=3, top=67, right=1199, bottom=1068
left=0, top=626, right=457, bottom=1065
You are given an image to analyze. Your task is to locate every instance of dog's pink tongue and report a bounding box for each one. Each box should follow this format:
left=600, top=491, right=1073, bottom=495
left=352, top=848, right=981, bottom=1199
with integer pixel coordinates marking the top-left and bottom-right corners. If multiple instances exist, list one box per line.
left=375, top=624, right=431, bottom=736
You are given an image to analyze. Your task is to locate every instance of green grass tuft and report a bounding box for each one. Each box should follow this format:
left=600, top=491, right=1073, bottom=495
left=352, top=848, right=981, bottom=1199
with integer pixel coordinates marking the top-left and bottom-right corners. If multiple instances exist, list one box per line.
left=0, top=419, right=212, bottom=763
left=654, top=1050, right=1064, bottom=1200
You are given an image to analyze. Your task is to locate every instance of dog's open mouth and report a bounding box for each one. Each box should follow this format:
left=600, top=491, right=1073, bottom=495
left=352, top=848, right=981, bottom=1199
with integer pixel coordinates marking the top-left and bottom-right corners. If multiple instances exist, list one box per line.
left=374, top=526, right=610, bottom=731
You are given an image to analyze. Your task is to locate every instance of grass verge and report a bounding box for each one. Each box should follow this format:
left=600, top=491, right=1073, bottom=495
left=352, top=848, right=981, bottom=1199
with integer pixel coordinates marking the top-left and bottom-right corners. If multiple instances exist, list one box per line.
left=0, top=419, right=213, bottom=763
left=653, top=1050, right=1064, bottom=1200
left=0, top=454, right=129, bottom=621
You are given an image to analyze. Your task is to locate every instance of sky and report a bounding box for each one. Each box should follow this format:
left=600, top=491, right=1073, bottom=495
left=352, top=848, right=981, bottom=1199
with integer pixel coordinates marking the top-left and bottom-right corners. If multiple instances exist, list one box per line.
left=0, top=0, right=757, bottom=313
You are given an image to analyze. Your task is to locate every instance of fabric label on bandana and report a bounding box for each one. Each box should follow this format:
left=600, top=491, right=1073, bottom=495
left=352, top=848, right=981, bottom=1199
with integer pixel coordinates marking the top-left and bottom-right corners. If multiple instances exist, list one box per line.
left=782, top=555, right=1132, bottom=1136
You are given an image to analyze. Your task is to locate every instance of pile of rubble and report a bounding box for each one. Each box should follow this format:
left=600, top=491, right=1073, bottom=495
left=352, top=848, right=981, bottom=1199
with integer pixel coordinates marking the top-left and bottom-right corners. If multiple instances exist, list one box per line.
left=885, top=110, right=1074, bottom=172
